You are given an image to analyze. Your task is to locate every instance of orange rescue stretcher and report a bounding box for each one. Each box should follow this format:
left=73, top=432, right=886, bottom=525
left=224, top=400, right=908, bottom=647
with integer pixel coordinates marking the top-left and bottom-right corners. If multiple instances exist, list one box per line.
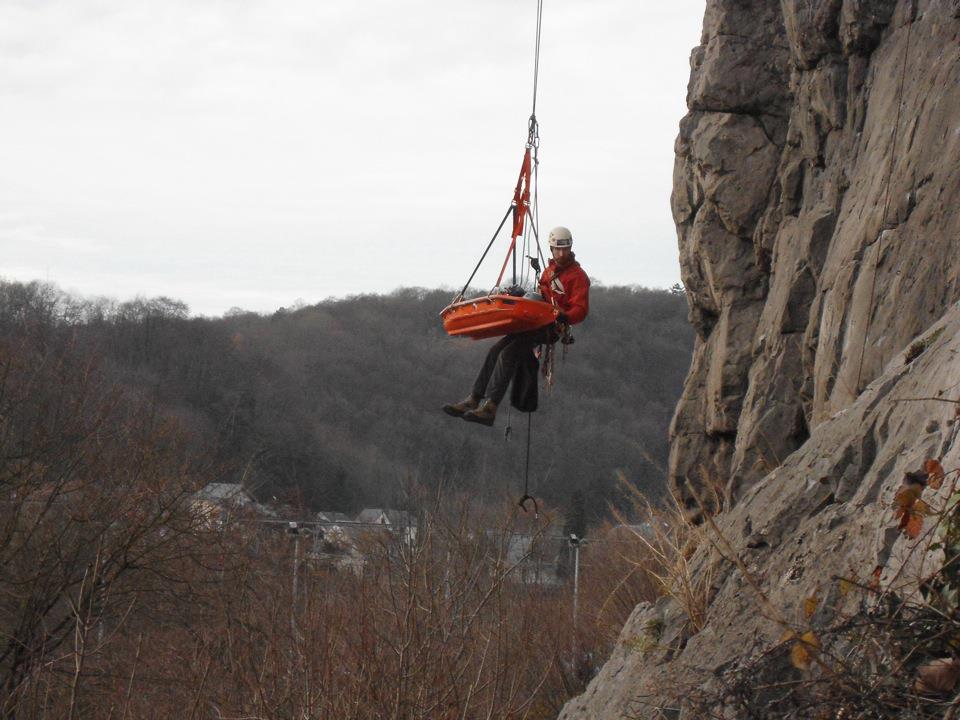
left=440, top=294, right=558, bottom=340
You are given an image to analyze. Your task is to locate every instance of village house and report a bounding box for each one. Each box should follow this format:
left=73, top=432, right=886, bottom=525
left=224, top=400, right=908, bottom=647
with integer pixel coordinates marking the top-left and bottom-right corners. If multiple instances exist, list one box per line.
left=306, top=508, right=417, bottom=573
left=192, top=482, right=254, bottom=526
left=496, top=531, right=566, bottom=587
left=354, top=507, right=417, bottom=544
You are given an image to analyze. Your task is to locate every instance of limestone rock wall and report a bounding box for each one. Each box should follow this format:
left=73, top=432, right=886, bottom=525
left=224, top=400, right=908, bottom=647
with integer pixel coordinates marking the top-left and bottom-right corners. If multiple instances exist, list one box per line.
left=558, top=0, right=960, bottom=716
left=670, top=0, right=960, bottom=508
left=561, top=302, right=960, bottom=718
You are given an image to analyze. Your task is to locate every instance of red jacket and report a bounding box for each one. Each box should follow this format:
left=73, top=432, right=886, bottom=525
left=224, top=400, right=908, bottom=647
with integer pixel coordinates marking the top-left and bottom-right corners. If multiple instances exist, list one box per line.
left=538, top=255, right=590, bottom=325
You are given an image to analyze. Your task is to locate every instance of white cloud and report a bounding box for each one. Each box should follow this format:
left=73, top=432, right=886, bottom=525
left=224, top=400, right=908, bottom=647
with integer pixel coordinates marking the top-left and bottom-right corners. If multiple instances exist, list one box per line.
left=0, top=0, right=705, bottom=315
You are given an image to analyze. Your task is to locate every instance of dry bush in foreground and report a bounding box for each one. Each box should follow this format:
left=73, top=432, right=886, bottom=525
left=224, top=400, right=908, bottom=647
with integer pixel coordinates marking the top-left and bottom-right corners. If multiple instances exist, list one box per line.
left=613, top=474, right=719, bottom=633
left=55, top=499, right=607, bottom=720
left=0, top=335, right=223, bottom=719
left=661, top=462, right=960, bottom=719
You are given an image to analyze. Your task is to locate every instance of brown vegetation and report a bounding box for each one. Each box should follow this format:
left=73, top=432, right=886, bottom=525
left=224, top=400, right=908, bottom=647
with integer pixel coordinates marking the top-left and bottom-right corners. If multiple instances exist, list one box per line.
left=0, top=280, right=667, bottom=718
left=657, top=463, right=960, bottom=719
left=0, top=278, right=693, bottom=522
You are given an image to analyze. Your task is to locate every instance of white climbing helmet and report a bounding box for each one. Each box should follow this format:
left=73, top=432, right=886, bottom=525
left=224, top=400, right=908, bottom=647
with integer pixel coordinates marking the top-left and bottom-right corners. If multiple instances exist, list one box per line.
left=548, top=226, right=573, bottom=248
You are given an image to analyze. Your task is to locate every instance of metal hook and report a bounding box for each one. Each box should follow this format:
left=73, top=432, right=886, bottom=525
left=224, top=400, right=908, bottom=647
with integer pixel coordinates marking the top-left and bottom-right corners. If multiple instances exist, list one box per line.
left=518, top=493, right=539, bottom=518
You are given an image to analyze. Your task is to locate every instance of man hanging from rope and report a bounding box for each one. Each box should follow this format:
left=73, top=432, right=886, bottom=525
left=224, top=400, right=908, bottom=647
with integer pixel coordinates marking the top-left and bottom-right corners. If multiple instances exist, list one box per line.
left=442, top=226, right=590, bottom=427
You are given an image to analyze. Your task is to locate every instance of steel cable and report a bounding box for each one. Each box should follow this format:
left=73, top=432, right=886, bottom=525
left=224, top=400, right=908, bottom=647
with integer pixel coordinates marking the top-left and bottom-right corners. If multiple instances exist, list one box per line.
left=456, top=203, right=515, bottom=301
left=531, top=0, right=543, bottom=116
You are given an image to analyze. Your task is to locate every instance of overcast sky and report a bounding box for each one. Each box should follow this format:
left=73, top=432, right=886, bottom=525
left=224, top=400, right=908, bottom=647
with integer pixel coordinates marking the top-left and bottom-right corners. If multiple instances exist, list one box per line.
left=1, top=0, right=705, bottom=316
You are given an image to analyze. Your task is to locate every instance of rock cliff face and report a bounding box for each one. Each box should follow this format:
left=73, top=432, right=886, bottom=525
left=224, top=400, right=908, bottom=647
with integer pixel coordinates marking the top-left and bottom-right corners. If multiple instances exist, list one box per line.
left=559, top=0, right=960, bottom=716
left=670, top=0, right=960, bottom=509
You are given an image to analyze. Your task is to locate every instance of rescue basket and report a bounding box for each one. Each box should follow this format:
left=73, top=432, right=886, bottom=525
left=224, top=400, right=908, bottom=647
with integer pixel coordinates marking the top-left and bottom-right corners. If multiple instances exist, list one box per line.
left=440, top=294, right=558, bottom=340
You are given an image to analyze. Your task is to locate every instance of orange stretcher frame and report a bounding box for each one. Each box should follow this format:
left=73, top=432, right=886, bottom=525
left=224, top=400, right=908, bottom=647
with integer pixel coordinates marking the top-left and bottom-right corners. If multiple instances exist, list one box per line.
left=440, top=295, right=558, bottom=340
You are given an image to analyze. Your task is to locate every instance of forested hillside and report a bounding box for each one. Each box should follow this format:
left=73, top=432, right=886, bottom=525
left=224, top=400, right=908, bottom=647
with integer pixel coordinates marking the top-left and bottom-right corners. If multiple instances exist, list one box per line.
left=0, top=280, right=692, bottom=521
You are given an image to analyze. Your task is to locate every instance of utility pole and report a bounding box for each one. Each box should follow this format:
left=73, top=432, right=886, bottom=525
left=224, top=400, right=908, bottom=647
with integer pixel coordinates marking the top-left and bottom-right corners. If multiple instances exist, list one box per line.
left=289, top=522, right=301, bottom=599
left=569, top=533, right=581, bottom=666
left=288, top=521, right=301, bottom=636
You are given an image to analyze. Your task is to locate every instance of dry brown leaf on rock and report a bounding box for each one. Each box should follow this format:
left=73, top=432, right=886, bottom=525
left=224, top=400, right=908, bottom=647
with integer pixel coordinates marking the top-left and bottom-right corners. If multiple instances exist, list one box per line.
left=925, top=458, right=946, bottom=489
left=893, top=471, right=926, bottom=512
left=914, top=657, right=960, bottom=695
left=838, top=577, right=856, bottom=596
left=903, top=513, right=925, bottom=539
left=789, top=631, right=820, bottom=671
left=893, top=470, right=929, bottom=538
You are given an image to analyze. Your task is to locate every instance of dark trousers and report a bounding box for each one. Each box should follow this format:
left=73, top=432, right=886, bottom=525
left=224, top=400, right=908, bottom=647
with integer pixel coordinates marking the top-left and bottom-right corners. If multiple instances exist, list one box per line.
left=471, top=326, right=555, bottom=404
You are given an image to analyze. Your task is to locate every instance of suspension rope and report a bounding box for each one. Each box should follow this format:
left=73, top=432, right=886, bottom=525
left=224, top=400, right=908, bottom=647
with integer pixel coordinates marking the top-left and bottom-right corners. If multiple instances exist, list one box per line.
left=455, top=203, right=515, bottom=301
left=531, top=0, right=543, bottom=116
left=495, top=149, right=533, bottom=289
left=520, top=154, right=543, bottom=290
left=521, top=220, right=533, bottom=288
left=530, top=119, right=543, bottom=275
left=855, top=9, right=913, bottom=392
left=519, top=97, right=544, bottom=289
left=504, top=0, right=544, bottom=290
left=518, top=412, right=539, bottom=517
left=459, top=1, right=545, bottom=296
left=527, top=207, right=547, bottom=275
left=506, top=1, right=546, bottom=517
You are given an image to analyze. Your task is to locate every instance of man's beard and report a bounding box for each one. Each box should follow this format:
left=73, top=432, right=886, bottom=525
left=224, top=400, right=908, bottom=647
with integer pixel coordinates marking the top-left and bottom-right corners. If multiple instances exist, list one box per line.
left=556, top=252, right=574, bottom=267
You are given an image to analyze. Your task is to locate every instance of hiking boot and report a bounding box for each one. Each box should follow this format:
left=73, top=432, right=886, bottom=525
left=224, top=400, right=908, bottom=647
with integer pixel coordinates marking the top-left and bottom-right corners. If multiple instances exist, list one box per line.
left=463, top=399, right=498, bottom=426
left=442, top=394, right=480, bottom=418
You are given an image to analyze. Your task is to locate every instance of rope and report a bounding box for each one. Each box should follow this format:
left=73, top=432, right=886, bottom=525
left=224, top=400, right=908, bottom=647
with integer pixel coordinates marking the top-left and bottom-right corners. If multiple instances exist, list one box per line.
left=518, top=412, right=539, bottom=517
left=520, top=156, right=543, bottom=290
left=527, top=207, right=547, bottom=275
left=519, top=112, right=544, bottom=290
left=520, top=221, right=532, bottom=288
left=542, top=340, right=555, bottom=390
left=515, top=83, right=546, bottom=507
left=455, top=203, right=514, bottom=301
left=528, top=114, right=544, bottom=285
left=854, top=9, right=913, bottom=392
left=525, top=412, right=531, bottom=491
left=457, top=1, right=544, bottom=298
left=531, top=0, right=543, bottom=116
left=512, top=225, right=517, bottom=286
left=521, top=0, right=543, bottom=289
